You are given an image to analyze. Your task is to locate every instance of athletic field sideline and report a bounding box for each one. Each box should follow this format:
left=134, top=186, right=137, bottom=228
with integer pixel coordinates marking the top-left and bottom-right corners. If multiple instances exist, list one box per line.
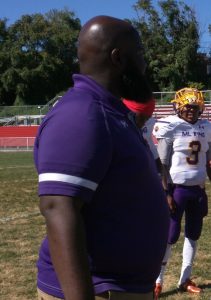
left=0, top=152, right=211, bottom=299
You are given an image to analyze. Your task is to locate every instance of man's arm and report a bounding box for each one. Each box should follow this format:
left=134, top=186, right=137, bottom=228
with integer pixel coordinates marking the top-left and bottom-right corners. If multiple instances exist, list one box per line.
left=161, top=163, right=176, bottom=213
left=40, top=195, right=95, bottom=300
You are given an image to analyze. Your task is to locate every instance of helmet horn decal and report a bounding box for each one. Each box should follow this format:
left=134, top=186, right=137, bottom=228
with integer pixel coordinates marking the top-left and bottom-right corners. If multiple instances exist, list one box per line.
left=171, top=87, right=204, bottom=114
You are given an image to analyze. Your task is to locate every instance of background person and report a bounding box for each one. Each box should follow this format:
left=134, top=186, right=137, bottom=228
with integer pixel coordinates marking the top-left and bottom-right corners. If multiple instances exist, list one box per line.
left=153, top=87, right=211, bottom=298
left=123, top=98, right=163, bottom=175
left=34, top=15, right=169, bottom=300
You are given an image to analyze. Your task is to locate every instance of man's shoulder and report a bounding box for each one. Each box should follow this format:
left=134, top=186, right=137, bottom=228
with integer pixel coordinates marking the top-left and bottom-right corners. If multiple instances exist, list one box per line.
left=198, top=119, right=211, bottom=128
left=154, top=115, right=180, bottom=127
left=156, top=114, right=178, bottom=122
left=153, top=115, right=180, bottom=136
left=39, top=88, right=109, bottom=139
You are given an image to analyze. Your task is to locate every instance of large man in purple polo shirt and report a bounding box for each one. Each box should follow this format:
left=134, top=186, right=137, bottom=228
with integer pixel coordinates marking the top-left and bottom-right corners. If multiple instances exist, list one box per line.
left=34, top=15, right=169, bottom=300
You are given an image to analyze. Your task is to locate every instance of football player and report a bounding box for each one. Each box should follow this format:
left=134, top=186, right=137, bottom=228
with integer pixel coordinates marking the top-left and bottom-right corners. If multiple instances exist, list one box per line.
left=153, top=87, right=211, bottom=298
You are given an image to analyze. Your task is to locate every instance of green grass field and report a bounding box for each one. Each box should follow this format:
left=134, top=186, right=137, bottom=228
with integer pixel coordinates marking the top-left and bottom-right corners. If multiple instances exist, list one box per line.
left=0, top=152, right=211, bottom=299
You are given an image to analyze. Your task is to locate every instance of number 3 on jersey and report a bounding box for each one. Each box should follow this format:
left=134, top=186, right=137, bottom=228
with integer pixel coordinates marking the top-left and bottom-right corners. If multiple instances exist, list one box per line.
left=186, top=141, right=201, bottom=165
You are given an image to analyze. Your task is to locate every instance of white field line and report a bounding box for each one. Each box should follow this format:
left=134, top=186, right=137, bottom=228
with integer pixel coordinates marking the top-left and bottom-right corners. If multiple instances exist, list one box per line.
left=0, top=165, right=34, bottom=170
left=1, top=178, right=37, bottom=183
left=0, top=211, right=40, bottom=224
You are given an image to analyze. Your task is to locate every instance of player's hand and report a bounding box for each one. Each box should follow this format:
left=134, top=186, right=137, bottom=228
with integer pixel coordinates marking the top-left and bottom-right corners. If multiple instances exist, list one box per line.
left=166, top=195, right=176, bottom=214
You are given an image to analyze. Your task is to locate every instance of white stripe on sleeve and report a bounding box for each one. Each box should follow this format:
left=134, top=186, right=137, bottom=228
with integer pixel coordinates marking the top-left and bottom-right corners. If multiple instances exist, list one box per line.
left=39, top=173, right=98, bottom=191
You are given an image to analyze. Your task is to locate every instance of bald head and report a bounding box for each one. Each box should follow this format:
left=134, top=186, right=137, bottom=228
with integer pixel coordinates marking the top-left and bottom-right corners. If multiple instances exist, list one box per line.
left=76, top=15, right=151, bottom=101
left=77, top=15, right=140, bottom=75
left=78, top=15, right=137, bottom=54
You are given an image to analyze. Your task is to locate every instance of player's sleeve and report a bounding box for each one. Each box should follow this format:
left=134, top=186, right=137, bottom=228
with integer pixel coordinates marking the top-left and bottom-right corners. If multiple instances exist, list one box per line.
left=146, top=135, right=159, bottom=159
left=35, top=106, right=112, bottom=202
left=157, top=138, right=173, bottom=166
left=153, top=119, right=174, bottom=139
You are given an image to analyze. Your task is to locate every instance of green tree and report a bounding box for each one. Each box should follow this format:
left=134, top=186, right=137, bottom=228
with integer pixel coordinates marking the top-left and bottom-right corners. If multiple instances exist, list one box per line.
left=132, top=0, right=203, bottom=91
left=0, top=9, right=81, bottom=105
left=0, top=18, right=16, bottom=105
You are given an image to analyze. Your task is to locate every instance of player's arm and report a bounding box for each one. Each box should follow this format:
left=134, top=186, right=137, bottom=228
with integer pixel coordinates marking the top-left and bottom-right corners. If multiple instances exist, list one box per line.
left=206, top=142, right=211, bottom=181
left=146, top=136, right=163, bottom=175
left=40, top=195, right=95, bottom=300
left=157, top=138, right=176, bottom=213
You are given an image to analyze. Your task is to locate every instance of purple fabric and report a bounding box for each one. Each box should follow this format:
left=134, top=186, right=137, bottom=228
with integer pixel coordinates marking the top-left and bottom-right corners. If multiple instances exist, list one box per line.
left=34, top=74, right=169, bottom=298
left=168, top=185, right=208, bottom=244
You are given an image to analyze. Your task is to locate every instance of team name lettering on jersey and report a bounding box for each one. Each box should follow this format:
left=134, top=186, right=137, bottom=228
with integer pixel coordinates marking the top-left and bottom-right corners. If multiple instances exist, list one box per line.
left=182, top=131, right=191, bottom=136
left=193, top=131, right=205, bottom=137
left=182, top=131, right=205, bottom=137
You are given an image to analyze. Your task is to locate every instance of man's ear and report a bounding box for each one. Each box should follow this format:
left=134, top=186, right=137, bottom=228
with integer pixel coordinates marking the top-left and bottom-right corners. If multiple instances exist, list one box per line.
left=111, top=48, right=124, bottom=69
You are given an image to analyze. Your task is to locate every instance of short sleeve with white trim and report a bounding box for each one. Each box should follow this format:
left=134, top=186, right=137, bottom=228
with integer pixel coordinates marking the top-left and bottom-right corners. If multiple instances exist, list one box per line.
left=34, top=77, right=113, bottom=202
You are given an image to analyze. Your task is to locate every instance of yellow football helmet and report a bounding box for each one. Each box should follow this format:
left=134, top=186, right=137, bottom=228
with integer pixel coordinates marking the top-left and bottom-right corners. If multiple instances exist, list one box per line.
left=171, top=87, right=204, bottom=113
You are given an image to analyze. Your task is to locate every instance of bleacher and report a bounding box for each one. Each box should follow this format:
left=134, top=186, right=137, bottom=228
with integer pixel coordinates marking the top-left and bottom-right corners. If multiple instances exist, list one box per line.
left=0, top=126, right=39, bottom=150
left=153, top=105, right=174, bottom=119
left=153, top=104, right=211, bottom=120
left=0, top=126, right=38, bottom=137
left=0, top=104, right=211, bottom=151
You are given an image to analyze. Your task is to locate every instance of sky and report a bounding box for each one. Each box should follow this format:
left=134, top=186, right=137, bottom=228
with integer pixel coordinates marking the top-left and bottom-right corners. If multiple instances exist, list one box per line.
left=0, top=0, right=210, bottom=53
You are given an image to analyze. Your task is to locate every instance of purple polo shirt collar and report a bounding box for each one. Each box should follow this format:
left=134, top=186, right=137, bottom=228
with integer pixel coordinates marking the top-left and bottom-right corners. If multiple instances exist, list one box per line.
left=72, top=74, right=130, bottom=116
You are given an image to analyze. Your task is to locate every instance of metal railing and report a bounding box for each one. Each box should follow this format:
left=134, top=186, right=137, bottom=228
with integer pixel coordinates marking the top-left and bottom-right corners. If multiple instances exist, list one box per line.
left=0, top=90, right=211, bottom=123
